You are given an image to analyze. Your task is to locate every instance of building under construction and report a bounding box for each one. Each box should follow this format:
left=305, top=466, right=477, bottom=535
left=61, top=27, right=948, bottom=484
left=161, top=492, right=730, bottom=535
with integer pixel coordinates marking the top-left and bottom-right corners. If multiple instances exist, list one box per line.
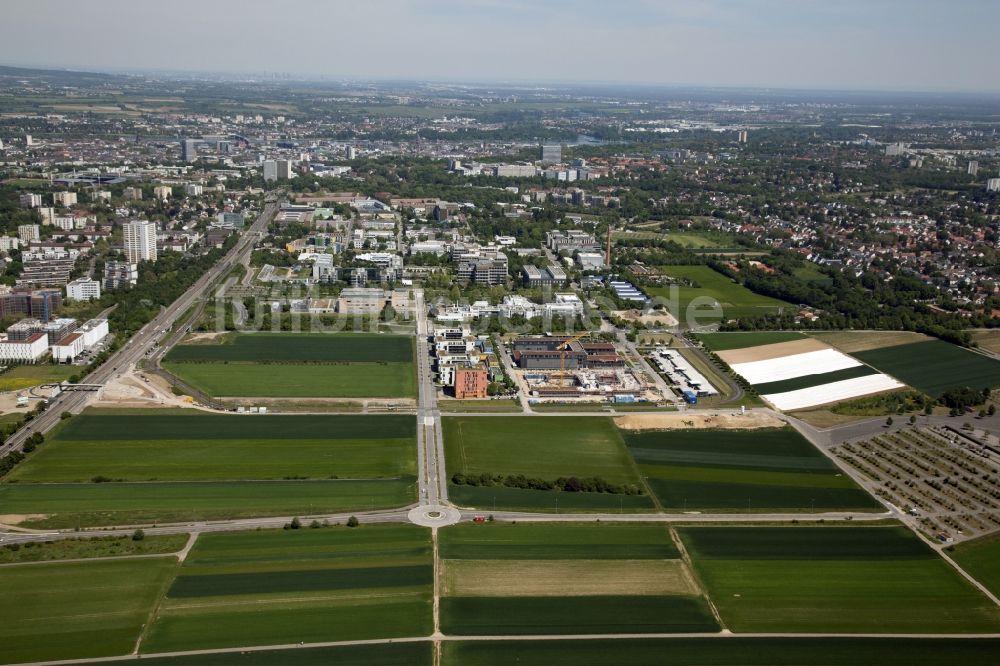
left=512, top=337, right=623, bottom=370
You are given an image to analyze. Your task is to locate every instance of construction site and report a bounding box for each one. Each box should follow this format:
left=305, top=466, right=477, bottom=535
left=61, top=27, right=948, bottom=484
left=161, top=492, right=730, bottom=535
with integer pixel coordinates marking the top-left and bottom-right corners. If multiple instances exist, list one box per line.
left=508, top=335, right=663, bottom=403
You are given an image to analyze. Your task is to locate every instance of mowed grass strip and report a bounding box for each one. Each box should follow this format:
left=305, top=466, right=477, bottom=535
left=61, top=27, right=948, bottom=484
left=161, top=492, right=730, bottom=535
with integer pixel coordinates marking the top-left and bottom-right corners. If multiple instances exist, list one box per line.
left=0, top=558, right=176, bottom=664
left=694, top=331, right=807, bottom=352
left=679, top=526, right=1000, bottom=633
left=853, top=340, right=1000, bottom=396
left=442, top=638, right=1000, bottom=666
left=625, top=428, right=880, bottom=512
left=0, top=478, right=416, bottom=529
left=166, top=333, right=413, bottom=363
left=441, top=559, right=697, bottom=597
left=440, top=595, right=719, bottom=635
left=163, top=362, right=416, bottom=399
left=443, top=416, right=640, bottom=484
left=439, top=523, right=679, bottom=560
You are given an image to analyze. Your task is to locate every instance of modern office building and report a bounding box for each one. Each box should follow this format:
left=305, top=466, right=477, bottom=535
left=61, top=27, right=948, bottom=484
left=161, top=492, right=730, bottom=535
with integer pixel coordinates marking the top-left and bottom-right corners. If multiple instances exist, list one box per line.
left=66, top=277, right=102, bottom=301
left=262, top=160, right=278, bottom=181
left=123, top=220, right=157, bottom=263
left=540, top=144, right=562, bottom=164
left=181, top=138, right=198, bottom=162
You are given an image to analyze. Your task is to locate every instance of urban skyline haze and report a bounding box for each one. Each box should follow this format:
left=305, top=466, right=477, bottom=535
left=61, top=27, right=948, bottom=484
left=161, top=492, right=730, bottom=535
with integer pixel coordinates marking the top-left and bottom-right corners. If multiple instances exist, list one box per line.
left=0, top=0, right=997, bottom=93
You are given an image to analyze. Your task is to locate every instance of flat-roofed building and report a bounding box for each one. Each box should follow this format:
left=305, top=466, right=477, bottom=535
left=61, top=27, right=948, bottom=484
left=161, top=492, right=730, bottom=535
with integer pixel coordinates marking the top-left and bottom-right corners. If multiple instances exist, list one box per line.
left=454, top=367, right=489, bottom=399
left=336, top=287, right=387, bottom=315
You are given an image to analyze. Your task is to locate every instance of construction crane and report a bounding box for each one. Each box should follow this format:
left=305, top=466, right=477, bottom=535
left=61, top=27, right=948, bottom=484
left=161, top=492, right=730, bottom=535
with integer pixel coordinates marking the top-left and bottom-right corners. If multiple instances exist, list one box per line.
left=556, top=332, right=590, bottom=385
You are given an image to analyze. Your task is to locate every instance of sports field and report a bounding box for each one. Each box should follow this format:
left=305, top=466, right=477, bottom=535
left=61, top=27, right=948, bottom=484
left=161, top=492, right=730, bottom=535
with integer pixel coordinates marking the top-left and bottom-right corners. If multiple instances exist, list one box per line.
left=442, top=638, right=1000, bottom=666
left=0, top=557, right=177, bottom=664
left=679, top=525, right=1000, bottom=633
left=142, top=525, right=433, bottom=652
left=163, top=333, right=416, bottom=398
left=624, top=428, right=879, bottom=512
left=1, top=410, right=417, bottom=527
left=442, top=416, right=653, bottom=512
left=438, top=523, right=718, bottom=635
left=647, top=266, right=794, bottom=322
left=952, top=533, right=1000, bottom=598
left=853, top=340, right=1000, bottom=396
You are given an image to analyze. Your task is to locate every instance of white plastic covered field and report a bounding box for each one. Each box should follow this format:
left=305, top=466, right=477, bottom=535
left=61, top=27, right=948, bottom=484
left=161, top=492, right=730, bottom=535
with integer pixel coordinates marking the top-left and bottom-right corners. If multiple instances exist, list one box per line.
left=762, top=373, right=905, bottom=411
left=729, top=348, right=861, bottom=386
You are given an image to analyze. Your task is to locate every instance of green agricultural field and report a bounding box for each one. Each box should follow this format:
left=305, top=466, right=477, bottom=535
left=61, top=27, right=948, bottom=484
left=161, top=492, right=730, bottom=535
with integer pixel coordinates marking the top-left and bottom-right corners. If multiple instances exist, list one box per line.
left=10, top=411, right=417, bottom=483
left=752, top=365, right=878, bottom=396
left=694, top=331, right=807, bottom=352
left=442, top=416, right=653, bottom=512
left=441, top=596, right=718, bottom=635
left=0, top=479, right=415, bottom=529
left=646, top=265, right=794, bottom=323
left=853, top=340, right=1000, bottom=396
left=442, top=638, right=1000, bottom=666
left=679, top=526, right=1000, bottom=633
left=167, top=332, right=413, bottom=362
left=439, top=523, right=679, bottom=560
left=952, top=533, right=1000, bottom=599
left=141, top=525, right=433, bottom=653
left=438, top=522, right=718, bottom=636
left=93, top=643, right=433, bottom=666
left=0, top=557, right=176, bottom=664
left=624, top=428, right=880, bottom=512
left=164, top=333, right=416, bottom=398
left=0, top=363, right=77, bottom=392
left=164, top=362, right=416, bottom=398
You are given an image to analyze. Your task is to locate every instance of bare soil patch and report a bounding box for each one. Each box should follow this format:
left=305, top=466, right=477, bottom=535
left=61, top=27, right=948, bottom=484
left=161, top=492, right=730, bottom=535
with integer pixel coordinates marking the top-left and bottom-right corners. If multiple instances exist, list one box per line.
left=717, top=337, right=830, bottom=364
left=614, top=411, right=784, bottom=431
left=441, top=559, right=698, bottom=597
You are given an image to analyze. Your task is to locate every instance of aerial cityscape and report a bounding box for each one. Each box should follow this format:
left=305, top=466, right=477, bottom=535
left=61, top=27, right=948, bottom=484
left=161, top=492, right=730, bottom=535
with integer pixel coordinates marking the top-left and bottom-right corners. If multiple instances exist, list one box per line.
left=0, top=2, right=999, bottom=665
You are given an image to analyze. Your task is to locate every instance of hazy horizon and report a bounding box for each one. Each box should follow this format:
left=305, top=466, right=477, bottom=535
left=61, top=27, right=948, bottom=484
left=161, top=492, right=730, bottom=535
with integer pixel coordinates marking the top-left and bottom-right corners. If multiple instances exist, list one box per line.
left=1, top=0, right=998, bottom=94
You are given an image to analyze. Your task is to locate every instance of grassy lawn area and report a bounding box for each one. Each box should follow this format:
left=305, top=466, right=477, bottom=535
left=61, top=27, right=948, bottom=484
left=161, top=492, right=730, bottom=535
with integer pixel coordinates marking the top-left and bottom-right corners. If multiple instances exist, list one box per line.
left=853, top=340, right=1000, bottom=396
left=0, top=364, right=78, bottom=392
left=694, top=331, right=807, bottom=352
left=0, top=534, right=188, bottom=564
left=679, top=525, right=1000, bottom=633
left=141, top=525, right=433, bottom=653
left=0, top=557, right=177, bottom=664
left=438, top=522, right=717, bottom=636
left=442, top=638, right=1000, bottom=666
left=647, top=266, right=794, bottom=323
left=624, top=428, right=880, bottom=512
left=951, top=533, right=1000, bottom=599
left=164, top=333, right=416, bottom=398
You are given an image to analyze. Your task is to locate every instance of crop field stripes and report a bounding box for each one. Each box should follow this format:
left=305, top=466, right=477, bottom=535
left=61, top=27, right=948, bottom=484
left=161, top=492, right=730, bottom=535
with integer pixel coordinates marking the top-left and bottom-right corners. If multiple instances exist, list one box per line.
left=669, top=526, right=727, bottom=632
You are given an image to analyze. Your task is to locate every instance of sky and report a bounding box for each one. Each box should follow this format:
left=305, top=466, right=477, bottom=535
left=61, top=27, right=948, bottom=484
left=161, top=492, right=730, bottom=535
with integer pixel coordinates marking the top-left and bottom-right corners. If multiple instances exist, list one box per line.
left=0, top=0, right=996, bottom=93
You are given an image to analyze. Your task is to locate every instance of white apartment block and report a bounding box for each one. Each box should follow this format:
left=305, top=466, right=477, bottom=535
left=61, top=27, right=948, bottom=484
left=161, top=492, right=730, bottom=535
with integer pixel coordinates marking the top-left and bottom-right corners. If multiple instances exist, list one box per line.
left=123, top=220, right=158, bottom=263
left=66, top=277, right=102, bottom=301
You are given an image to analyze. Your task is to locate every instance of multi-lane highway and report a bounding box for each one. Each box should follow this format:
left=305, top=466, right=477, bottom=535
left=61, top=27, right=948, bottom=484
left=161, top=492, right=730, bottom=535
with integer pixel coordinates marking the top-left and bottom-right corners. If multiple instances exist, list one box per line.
left=0, top=199, right=279, bottom=460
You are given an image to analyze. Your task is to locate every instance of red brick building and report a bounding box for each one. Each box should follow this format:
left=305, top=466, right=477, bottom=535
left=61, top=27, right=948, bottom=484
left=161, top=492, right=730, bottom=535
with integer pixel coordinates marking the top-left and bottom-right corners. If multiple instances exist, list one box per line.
left=454, top=367, right=489, bottom=399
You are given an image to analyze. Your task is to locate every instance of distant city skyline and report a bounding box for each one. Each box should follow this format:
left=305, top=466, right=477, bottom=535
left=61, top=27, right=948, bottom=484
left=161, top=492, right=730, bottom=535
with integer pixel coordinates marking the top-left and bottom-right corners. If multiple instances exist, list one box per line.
left=1, top=0, right=997, bottom=94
